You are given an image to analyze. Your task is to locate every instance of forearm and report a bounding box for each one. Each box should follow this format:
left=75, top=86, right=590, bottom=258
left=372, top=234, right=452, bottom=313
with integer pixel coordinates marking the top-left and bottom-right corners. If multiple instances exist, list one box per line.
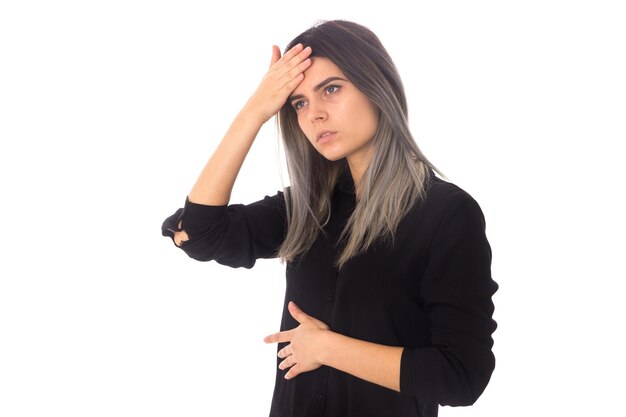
left=185, top=43, right=311, bottom=206
left=188, top=108, right=264, bottom=206
left=319, top=331, right=403, bottom=392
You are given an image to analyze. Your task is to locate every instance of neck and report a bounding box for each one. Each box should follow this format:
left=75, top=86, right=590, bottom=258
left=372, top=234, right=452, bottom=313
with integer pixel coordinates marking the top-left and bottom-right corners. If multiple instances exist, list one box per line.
left=347, top=153, right=373, bottom=200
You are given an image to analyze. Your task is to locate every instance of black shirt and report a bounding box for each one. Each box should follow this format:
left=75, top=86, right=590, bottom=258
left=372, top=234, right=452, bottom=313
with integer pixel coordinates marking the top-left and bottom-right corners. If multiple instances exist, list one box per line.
left=162, top=170, right=498, bottom=417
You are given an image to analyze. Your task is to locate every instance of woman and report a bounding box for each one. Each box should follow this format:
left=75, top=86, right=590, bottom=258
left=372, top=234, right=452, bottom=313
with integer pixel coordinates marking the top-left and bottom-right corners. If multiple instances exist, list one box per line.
left=162, top=20, right=498, bottom=417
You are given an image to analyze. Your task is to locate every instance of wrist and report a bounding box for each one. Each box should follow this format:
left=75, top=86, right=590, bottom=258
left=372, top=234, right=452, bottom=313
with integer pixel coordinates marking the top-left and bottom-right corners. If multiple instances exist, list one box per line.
left=239, top=102, right=272, bottom=127
left=317, top=329, right=335, bottom=366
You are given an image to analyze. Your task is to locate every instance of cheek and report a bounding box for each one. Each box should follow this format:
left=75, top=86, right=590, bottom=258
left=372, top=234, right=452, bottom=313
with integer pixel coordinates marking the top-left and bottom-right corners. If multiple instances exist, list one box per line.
left=359, top=105, right=379, bottom=137
left=297, top=117, right=315, bottom=143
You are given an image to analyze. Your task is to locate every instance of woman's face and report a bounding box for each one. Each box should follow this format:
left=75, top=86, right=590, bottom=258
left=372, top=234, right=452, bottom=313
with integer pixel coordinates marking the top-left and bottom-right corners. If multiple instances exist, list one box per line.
left=288, top=57, right=379, bottom=166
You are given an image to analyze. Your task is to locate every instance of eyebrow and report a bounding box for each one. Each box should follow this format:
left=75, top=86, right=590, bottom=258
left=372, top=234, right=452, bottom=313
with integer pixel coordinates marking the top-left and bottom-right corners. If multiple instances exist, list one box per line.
left=288, top=76, right=349, bottom=103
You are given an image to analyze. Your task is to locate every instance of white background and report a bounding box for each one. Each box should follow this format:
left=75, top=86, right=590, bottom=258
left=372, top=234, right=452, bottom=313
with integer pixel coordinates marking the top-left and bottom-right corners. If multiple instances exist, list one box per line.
left=1, top=1, right=625, bottom=416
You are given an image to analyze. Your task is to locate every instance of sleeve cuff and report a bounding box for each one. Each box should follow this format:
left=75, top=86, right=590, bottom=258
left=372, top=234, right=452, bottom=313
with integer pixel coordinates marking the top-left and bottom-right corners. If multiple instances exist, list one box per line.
left=161, top=197, right=228, bottom=240
left=399, top=347, right=417, bottom=395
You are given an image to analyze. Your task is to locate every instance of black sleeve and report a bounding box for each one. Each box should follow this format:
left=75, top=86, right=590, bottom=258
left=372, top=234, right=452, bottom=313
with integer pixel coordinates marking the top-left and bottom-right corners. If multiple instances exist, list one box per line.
left=400, top=194, right=498, bottom=406
left=161, top=191, right=287, bottom=269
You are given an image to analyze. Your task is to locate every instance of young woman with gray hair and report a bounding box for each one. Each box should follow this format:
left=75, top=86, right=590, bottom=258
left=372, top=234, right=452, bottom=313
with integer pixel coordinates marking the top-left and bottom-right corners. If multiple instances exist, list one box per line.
left=162, top=20, right=498, bottom=417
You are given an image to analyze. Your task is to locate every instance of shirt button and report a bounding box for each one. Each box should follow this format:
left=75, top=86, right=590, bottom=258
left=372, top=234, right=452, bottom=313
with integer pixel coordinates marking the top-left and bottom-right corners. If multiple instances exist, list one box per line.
left=315, top=392, right=323, bottom=400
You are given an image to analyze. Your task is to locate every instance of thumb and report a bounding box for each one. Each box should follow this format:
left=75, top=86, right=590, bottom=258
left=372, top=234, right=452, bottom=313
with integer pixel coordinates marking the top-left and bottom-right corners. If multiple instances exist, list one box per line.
left=270, top=45, right=281, bottom=68
left=288, top=301, right=308, bottom=323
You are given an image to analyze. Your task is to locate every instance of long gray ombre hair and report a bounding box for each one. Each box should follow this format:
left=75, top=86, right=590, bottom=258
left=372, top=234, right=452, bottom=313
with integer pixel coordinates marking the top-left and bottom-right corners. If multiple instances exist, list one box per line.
left=277, top=20, right=438, bottom=268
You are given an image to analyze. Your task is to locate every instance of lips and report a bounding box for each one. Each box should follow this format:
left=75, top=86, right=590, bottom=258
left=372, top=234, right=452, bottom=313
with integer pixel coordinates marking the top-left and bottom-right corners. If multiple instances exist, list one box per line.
left=317, top=130, right=337, bottom=142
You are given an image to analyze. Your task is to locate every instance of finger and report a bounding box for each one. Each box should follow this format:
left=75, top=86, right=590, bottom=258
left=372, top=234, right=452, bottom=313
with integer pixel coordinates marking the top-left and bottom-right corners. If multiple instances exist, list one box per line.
left=284, top=363, right=302, bottom=380
left=288, top=301, right=308, bottom=324
left=277, top=345, right=292, bottom=359
left=280, top=58, right=311, bottom=90
left=174, top=230, right=189, bottom=246
left=282, top=43, right=304, bottom=61
left=275, top=44, right=311, bottom=75
left=293, top=45, right=312, bottom=61
left=283, top=55, right=312, bottom=79
left=278, top=356, right=295, bottom=370
left=270, top=45, right=281, bottom=68
left=283, top=46, right=312, bottom=70
left=263, top=330, right=292, bottom=344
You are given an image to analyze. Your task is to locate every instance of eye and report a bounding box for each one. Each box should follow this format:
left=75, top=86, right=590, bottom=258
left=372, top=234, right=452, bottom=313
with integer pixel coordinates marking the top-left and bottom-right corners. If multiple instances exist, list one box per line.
left=324, top=85, right=341, bottom=95
left=292, top=100, right=306, bottom=111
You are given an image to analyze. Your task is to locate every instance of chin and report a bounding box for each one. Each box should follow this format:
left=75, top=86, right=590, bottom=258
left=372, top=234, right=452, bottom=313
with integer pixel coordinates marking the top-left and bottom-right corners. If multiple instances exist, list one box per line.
left=315, top=147, right=346, bottom=162
left=319, top=152, right=346, bottom=162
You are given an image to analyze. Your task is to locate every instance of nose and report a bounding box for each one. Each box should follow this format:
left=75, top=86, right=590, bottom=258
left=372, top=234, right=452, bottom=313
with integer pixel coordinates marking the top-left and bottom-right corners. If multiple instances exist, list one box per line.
left=307, top=99, right=328, bottom=123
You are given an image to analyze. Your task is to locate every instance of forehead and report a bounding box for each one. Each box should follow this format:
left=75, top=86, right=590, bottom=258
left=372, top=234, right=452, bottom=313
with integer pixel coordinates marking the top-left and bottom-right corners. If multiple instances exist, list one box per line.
left=293, top=57, right=348, bottom=92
